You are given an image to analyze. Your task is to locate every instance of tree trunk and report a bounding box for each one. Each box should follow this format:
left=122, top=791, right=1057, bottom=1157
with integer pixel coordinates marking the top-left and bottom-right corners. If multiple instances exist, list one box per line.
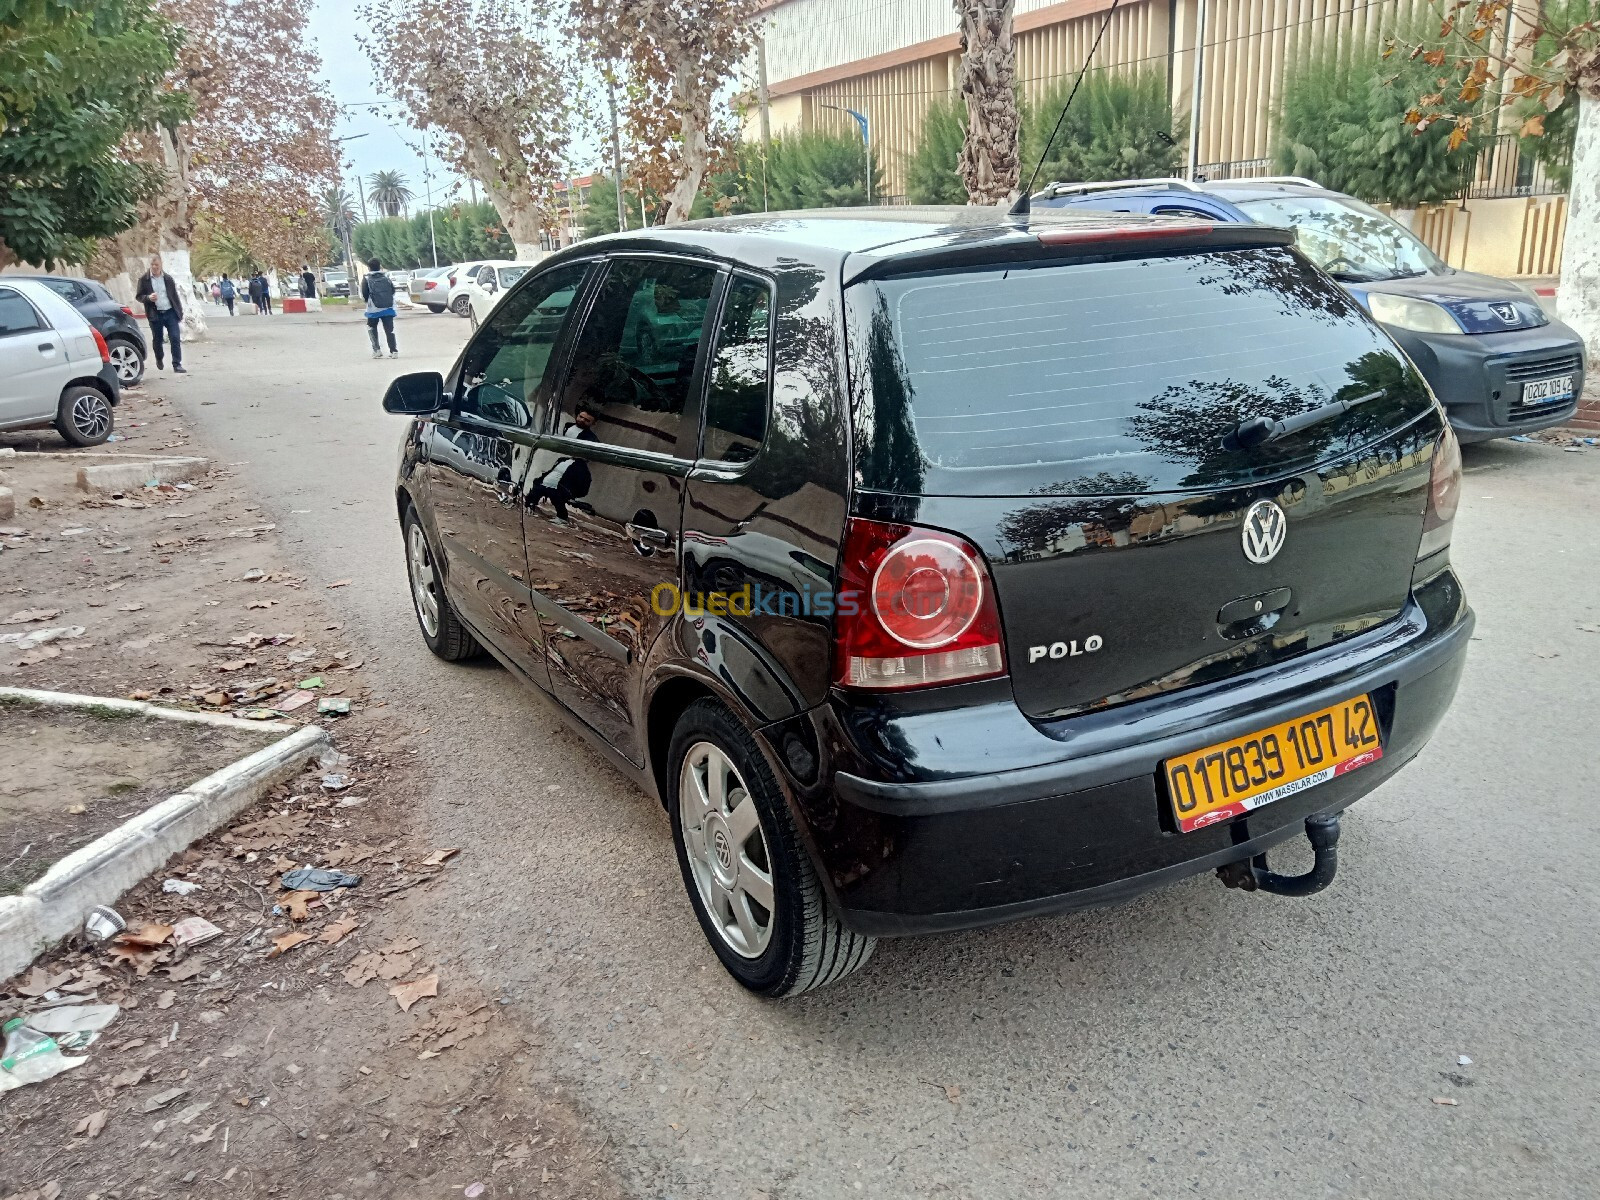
left=114, top=125, right=206, bottom=335
left=955, top=0, right=1021, bottom=205
left=664, top=52, right=712, bottom=224
left=1561, top=89, right=1599, bottom=363
left=465, top=143, right=546, bottom=260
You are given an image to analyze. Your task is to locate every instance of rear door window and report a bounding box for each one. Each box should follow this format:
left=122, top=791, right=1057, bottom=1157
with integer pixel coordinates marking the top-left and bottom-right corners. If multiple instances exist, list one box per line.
left=556, top=257, right=717, bottom=457
left=0, top=288, right=43, bottom=336
left=848, top=246, right=1432, bottom=496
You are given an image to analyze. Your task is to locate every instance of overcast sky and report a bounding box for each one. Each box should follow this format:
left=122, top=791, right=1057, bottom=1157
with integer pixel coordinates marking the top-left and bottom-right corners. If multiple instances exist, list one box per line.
left=307, top=0, right=470, bottom=212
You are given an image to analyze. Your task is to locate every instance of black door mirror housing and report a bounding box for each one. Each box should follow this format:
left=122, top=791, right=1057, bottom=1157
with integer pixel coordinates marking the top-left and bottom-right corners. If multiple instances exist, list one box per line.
left=382, top=371, right=447, bottom=415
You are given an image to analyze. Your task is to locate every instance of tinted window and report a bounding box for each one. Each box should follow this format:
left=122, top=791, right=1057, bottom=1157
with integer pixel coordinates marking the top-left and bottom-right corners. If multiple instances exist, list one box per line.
left=458, top=262, right=589, bottom=429
left=498, top=266, right=530, bottom=287
left=1236, top=195, right=1444, bottom=280
left=557, top=258, right=716, bottom=456
left=701, top=276, right=772, bottom=464
left=848, top=246, right=1432, bottom=496
left=43, top=279, right=88, bottom=304
left=0, top=288, right=43, bottom=335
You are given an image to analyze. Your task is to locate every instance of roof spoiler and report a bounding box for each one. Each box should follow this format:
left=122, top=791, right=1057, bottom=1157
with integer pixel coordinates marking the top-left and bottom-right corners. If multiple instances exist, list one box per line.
left=844, top=222, right=1295, bottom=285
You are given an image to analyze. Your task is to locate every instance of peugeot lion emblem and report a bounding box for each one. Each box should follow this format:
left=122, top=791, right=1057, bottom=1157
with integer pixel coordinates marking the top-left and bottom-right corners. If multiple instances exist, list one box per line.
left=1490, top=302, right=1518, bottom=324
left=1241, top=499, right=1288, bottom=564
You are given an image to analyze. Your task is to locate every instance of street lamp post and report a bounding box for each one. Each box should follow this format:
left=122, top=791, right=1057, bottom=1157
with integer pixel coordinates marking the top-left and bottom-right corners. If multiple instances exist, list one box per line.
left=820, top=104, right=871, bottom=205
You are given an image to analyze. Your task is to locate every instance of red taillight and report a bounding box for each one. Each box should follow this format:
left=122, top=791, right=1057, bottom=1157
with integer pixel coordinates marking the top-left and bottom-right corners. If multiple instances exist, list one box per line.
left=424, top=280, right=438, bottom=290
left=120, top=306, right=134, bottom=316
left=834, top=518, right=1006, bottom=690
left=1418, top=424, right=1461, bottom=560
left=91, top=327, right=110, bottom=364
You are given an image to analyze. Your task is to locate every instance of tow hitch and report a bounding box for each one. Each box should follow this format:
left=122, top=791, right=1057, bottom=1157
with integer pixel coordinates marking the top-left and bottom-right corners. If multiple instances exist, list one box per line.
left=1216, top=812, right=1341, bottom=897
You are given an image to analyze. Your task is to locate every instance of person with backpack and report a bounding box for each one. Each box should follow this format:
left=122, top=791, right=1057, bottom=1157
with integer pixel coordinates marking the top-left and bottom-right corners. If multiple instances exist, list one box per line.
left=360, top=258, right=399, bottom=359
left=218, top=274, right=237, bottom=315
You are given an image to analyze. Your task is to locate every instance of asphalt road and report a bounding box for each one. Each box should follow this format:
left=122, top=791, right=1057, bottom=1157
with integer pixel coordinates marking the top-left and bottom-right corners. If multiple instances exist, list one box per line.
left=167, top=307, right=1599, bottom=1198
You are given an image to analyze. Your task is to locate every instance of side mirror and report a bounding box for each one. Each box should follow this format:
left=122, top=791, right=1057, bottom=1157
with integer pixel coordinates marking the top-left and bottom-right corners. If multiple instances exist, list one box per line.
left=382, top=371, right=447, bottom=415
left=484, top=276, right=499, bottom=293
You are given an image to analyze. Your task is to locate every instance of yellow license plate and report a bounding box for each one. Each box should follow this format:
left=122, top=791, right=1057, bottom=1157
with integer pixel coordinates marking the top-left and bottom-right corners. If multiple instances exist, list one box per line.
left=1165, top=695, right=1383, bottom=833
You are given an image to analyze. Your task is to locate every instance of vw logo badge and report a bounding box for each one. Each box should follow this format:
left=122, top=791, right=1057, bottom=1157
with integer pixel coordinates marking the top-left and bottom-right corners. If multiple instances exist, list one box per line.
left=1490, top=302, right=1518, bottom=324
left=1241, top=499, right=1287, bottom=564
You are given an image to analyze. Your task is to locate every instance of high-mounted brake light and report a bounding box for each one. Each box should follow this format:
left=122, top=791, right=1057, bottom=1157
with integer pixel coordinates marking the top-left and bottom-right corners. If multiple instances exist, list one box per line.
left=1418, top=423, right=1461, bottom=561
left=834, top=518, right=1006, bottom=690
left=1035, top=223, right=1213, bottom=247
left=90, top=327, right=110, bottom=364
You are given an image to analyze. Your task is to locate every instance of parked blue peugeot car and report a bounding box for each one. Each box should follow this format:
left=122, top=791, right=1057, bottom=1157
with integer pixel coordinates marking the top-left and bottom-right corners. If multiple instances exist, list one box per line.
left=1034, top=176, right=1586, bottom=442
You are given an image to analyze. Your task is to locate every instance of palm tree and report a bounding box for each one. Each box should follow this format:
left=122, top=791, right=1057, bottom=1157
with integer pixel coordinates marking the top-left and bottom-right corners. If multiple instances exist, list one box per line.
left=321, top=186, right=359, bottom=238
left=367, top=170, right=414, bottom=218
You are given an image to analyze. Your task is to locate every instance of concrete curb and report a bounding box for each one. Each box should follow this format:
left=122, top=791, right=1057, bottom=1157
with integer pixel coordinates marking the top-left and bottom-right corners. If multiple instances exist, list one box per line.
left=0, top=687, right=294, bottom=733
left=0, top=696, right=328, bottom=979
left=76, top=456, right=209, bottom=495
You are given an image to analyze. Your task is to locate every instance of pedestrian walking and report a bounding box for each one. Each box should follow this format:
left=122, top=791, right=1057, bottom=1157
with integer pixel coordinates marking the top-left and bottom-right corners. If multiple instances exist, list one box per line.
left=134, top=254, right=187, bottom=374
left=247, top=273, right=264, bottom=313
left=300, top=264, right=317, bottom=299
left=210, top=280, right=221, bottom=303
left=360, top=257, right=399, bottom=359
left=260, top=274, right=274, bottom=315
left=218, top=273, right=237, bottom=316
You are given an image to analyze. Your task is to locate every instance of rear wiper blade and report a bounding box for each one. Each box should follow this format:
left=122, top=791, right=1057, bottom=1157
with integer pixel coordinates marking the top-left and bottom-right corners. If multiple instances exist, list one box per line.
left=1230, top=390, right=1385, bottom=449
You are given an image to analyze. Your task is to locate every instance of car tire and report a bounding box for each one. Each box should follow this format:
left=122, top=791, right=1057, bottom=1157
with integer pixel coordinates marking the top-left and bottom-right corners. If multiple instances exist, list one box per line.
left=427, top=304, right=446, bottom=314
left=54, top=385, right=114, bottom=447
left=450, top=295, right=471, bottom=318
left=402, top=507, right=482, bottom=661
left=106, top=337, right=144, bottom=386
left=668, top=698, right=874, bottom=997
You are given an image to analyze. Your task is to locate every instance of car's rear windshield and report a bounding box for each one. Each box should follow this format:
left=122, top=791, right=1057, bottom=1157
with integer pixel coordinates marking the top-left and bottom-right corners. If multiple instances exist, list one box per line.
left=847, top=246, right=1433, bottom=496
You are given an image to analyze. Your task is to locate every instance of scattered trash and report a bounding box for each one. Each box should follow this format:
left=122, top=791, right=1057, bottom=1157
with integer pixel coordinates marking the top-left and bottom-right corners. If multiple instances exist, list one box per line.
left=162, top=878, right=200, bottom=895
left=276, top=690, right=316, bottom=713
left=83, top=904, right=126, bottom=943
left=320, top=773, right=353, bottom=792
left=390, top=973, right=438, bottom=1012
left=0, top=624, right=85, bottom=651
left=1, top=1004, right=121, bottom=1092
left=465, top=1184, right=486, bottom=1198
left=172, top=916, right=223, bottom=947
left=1458, top=1054, right=1473, bottom=1066
left=1431, top=1096, right=1459, bottom=1107
left=1510, top=434, right=1535, bottom=442
left=297, top=675, right=324, bottom=690
left=318, top=697, right=352, bottom=716
left=65, top=802, right=86, bottom=815
left=281, top=867, right=361, bottom=891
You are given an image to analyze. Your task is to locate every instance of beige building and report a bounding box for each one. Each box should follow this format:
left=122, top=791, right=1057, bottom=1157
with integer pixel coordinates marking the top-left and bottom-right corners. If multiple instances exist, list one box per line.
left=749, top=0, right=1568, bottom=277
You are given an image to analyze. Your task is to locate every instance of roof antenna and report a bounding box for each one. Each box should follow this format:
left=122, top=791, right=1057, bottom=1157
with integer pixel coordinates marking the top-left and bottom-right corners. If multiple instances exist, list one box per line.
left=1009, top=0, right=1124, bottom=218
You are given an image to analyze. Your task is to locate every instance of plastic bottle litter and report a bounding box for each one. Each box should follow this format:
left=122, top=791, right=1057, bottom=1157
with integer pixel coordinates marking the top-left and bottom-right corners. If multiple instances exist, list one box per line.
left=1, top=1019, right=79, bottom=1091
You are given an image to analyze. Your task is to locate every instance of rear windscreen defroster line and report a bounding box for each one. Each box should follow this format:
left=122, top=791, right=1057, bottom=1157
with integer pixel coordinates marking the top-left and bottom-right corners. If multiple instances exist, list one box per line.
left=847, top=247, right=1434, bottom=498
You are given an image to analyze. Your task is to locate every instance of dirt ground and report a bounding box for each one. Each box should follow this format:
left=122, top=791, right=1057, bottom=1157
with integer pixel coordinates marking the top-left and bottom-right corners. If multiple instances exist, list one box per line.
left=0, top=383, right=622, bottom=1199
left=0, top=706, right=271, bottom=896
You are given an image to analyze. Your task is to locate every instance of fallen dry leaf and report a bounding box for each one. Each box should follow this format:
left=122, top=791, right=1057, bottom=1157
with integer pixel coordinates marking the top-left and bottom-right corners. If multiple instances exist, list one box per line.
left=74, top=1109, right=109, bottom=1138
left=420, top=848, right=461, bottom=867
left=217, top=659, right=254, bottom=672
left=3, top=608, right=60, bottom=624
left=344, top=951, right=382, bottom=987
left=268, top=931, right=312, bottom=958
left=379, top=936, right=422, bottom=956
left=114, top=923, right=173, bottom=949
left=165, top=959, right=208, bottom=982
left=281, top=891, right=319, bottom=921
left=155, top=990, right=176, bottom=1010
left=318, top=917, right=360, bottom=945
left=111, top=1066, right=149, bottom=1090
left=390, top=973, right=438, bottom=1012
left=16, top=965, right=75, bottom=997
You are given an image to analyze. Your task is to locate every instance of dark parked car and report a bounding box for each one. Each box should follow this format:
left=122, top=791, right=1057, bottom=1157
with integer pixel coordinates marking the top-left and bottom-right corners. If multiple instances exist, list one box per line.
left=1034, top=177, right=1586, bottom=442
left=33, top=275, right=148, bottom=386
left=382, top=208, right=1471, bottom=996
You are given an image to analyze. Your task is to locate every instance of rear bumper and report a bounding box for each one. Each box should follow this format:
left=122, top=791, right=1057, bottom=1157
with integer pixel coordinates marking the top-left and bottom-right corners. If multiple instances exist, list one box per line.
left=96, top=363, right=123, bottom=405
left=764, top=569, right=1471, bottom=936
left=1387, top=324, right=1585, bottom=443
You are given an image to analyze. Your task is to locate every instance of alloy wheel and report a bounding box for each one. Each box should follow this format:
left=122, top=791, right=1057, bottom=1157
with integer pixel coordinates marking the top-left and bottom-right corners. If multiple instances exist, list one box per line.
left=678, top=741, right=776, bottom=959
left=407, top=522, right=441, bottom=637
left=71, top=391, right=112, bottom=440
left=108, top=343, right=141, bottom=384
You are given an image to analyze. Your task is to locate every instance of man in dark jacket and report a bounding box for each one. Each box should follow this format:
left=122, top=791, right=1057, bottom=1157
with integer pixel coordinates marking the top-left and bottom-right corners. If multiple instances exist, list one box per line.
left=527, top=404, right=598, bottom=523
left=135, top=254, right=187, bottom=374
left=300, top=265, right=317, bottom=299
left=359, top=257, right=399, bottom=359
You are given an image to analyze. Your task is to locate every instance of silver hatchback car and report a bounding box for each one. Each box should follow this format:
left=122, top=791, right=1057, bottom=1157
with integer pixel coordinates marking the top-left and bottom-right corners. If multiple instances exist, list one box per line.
left=0, top=278, right=122, bottom=446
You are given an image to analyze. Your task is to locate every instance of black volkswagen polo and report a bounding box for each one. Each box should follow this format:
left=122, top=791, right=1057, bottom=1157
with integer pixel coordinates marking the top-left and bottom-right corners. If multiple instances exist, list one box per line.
left=383, top=208, right=1471, bottom=996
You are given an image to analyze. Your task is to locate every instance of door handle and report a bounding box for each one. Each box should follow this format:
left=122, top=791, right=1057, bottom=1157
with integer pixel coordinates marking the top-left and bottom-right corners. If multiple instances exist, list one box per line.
left=37, top=343, right=56, bottom=354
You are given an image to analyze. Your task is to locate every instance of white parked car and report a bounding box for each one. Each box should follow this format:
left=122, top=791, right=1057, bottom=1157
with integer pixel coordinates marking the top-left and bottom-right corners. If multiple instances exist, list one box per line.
left=445, top=259, right=512, bottom=317
left=0, top=278, right=122, bottom=446
left=464, top=262, right=537, bottom=327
